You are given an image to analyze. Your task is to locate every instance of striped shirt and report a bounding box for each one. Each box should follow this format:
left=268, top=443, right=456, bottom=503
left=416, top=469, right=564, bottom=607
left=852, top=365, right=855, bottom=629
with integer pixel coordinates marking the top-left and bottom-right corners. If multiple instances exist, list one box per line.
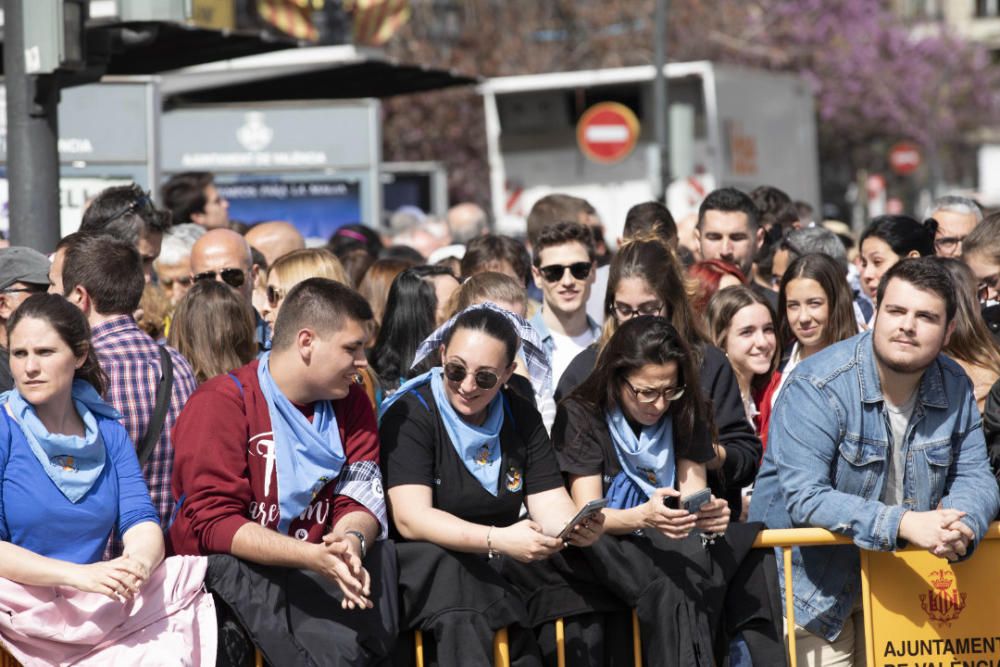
left=91, top=315, right=197, bottom=533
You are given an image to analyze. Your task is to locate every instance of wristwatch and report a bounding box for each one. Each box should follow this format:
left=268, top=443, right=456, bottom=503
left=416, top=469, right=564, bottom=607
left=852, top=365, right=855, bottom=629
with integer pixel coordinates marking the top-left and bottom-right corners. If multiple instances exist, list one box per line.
left=345, top=530, right=367, bottom=559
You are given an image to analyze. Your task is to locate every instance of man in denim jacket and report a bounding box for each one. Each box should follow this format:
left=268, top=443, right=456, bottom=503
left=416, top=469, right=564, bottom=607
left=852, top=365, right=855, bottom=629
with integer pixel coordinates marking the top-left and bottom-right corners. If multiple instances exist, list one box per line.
left=750, top=258, right=1000, bottom=665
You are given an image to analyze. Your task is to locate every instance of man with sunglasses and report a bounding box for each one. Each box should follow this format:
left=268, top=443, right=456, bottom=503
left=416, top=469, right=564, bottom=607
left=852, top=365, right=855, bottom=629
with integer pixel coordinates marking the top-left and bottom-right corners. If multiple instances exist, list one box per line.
left=529, top=221, right=601, bottom=389
left=0, top=247, right=52, bottom=391
left=190, top=228, right=270, bottom=353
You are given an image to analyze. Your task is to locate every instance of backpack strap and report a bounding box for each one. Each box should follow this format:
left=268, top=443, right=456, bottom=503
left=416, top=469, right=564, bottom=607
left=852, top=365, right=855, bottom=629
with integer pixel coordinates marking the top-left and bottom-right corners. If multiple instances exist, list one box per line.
left=136, top=346, right=174, bottom=468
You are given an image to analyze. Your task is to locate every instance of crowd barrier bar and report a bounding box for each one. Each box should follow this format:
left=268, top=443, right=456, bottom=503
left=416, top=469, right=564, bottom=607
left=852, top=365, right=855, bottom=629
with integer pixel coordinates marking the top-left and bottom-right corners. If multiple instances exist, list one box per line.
left=2, top=523, right=998, bottom=666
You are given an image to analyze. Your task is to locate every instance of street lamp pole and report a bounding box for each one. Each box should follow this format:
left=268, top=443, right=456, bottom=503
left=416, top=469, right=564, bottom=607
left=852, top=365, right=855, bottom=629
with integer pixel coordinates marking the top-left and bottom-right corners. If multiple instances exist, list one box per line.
left=3, top=0, right=62, bottom=252
left=653, top=0, right=670, bottom=202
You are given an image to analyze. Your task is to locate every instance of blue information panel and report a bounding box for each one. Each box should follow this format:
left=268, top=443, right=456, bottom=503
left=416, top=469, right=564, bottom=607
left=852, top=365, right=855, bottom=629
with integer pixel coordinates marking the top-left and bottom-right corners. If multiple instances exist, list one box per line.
left=216, top=178, right=362, bottom=241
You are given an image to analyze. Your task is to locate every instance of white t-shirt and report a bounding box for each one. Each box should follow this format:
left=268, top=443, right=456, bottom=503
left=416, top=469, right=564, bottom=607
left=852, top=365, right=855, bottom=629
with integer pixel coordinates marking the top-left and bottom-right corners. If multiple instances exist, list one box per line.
left=549, top=328, right=596, bottom=388
left=881, top=391, right=917, bottom=506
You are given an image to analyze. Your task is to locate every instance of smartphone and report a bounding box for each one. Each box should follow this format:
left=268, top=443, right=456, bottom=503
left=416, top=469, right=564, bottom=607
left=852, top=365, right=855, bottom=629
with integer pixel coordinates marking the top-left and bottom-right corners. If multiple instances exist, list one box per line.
left=557, top=498, right=608, bottom=540
left=664, top=488, right=713, bottom=513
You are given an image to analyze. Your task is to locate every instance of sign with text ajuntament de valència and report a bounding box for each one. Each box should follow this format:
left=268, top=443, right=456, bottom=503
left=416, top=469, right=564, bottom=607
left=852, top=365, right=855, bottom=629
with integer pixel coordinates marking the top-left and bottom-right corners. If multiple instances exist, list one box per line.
left=863, top=540, right=1000, bottom=667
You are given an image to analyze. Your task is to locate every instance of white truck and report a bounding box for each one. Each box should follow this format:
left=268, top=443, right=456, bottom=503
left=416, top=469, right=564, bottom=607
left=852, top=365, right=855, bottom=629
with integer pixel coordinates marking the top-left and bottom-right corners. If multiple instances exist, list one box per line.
left=480, top=61, right=821, bottom=239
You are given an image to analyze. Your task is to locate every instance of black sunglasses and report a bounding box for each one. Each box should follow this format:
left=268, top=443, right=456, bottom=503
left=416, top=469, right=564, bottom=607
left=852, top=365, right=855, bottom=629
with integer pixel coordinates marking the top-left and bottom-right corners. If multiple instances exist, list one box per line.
left=266, top=285, right=286, bottom=308
left=444, top=361, right=500, bottom=390
left=538, top=262, right=592, bottom=283
left=193, top=268, right=246, bottom=289
left=102, top=189, right=155, bottom=226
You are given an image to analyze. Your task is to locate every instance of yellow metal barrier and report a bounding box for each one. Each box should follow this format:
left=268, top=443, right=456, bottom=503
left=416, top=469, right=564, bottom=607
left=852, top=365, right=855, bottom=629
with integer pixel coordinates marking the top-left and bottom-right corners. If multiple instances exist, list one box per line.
left=3, top=523, right=998, bottom=667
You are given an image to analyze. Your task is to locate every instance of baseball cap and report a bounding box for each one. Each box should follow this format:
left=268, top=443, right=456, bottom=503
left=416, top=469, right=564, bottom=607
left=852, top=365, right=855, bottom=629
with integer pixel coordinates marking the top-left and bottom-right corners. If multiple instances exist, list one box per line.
left=0, top=247, right=51, bottom=291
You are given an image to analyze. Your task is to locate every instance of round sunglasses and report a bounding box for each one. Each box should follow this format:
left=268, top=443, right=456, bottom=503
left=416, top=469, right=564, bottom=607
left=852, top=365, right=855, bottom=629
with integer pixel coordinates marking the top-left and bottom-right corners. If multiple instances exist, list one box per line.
left=443, top=361, right=500, bottom=390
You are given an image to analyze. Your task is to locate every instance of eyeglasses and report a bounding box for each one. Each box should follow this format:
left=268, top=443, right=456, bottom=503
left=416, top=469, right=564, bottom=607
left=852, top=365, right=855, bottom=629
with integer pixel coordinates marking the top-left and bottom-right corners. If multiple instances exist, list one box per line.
left=101, top=189, right=155, bottom=226
left=935, top=235, right=967, bottom=253
left=443, top=361, right=500, bottom=390
left=613, top=301, right=664, bottom=319
left=977, top=273, right=1000, bottom=303
left=538, top=262, right=592, bottom=283
left=159, top=276, right=193, bottom=290
left=623, top=379, right=685, bottom=404
left=266, top=285, right=286, bottom=308
left=193, top=268, right=246, bottom=289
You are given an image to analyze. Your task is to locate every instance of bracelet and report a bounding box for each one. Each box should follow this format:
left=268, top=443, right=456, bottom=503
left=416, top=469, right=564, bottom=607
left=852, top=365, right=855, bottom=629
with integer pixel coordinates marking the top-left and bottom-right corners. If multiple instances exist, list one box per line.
left=345, top=530, right=367, bottom=559
left=486, top=526, right=500, bottom=560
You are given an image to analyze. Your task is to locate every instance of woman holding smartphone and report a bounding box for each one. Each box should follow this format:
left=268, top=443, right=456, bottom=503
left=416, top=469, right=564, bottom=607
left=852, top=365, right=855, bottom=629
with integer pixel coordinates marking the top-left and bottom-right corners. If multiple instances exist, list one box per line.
left=554, top=317, right=782, bottom=665
left=379, top=305, right=611, bottom=666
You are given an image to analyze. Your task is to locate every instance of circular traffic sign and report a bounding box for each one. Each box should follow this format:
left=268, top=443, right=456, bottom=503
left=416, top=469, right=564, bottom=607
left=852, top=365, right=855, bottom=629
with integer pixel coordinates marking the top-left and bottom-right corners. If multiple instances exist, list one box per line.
left=889, top=141, right=922, bottom=176
left=576, top=102, right=640, bottom=164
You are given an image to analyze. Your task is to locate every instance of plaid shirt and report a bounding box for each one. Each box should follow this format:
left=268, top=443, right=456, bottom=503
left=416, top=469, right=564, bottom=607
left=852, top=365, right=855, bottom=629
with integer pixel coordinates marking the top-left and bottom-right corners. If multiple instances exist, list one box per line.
left=92, top=315, right=197, bottom=536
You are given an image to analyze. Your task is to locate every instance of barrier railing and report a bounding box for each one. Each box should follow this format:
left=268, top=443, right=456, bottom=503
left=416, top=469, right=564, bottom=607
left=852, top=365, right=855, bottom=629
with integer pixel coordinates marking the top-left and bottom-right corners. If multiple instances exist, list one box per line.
left=3, top=523, right=999, bottom=666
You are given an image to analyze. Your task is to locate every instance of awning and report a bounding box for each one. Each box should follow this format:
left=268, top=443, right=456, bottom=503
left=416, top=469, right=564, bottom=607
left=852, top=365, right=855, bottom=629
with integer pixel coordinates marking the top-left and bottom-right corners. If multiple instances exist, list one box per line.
left=0, top=21, right=294, bottom=77
left=158, top=44, right=478, bottom=105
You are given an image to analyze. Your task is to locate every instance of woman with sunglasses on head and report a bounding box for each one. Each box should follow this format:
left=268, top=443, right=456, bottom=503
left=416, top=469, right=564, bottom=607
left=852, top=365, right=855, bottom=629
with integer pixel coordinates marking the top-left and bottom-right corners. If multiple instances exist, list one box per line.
left=553, top=317, right=782, bottom=664
left=756, top=253, right=858, bottom=451
left=380, top=306, right=610, bottom=667
left=557, top=238, right=762, bottom=519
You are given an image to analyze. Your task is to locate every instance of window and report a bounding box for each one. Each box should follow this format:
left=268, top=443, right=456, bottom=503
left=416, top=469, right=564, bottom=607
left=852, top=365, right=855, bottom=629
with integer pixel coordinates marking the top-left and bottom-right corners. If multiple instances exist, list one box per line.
left=977, top=0, right=1000, bottom=18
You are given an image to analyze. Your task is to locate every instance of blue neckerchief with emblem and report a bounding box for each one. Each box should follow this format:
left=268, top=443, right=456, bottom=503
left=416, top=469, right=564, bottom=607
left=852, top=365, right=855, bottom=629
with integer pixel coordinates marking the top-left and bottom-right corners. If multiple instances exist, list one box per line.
left=604, top=407, right=675, bottom=509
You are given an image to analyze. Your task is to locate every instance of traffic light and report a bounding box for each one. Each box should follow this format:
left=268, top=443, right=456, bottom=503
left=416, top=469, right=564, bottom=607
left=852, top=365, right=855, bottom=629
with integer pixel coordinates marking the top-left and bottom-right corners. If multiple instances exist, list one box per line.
left=21, top=0, right=87, bottom=74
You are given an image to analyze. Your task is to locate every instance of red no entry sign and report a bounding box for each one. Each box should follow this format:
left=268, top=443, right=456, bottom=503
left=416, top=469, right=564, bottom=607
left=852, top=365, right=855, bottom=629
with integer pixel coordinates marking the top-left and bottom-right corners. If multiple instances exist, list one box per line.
left=576, top=102, right=640, bottom=164
left=889, top=141, right=922, bottom=176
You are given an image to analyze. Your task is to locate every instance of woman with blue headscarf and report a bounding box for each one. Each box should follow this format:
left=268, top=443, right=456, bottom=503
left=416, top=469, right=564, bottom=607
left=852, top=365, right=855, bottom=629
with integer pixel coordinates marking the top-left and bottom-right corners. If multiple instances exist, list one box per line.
left=380, top=306, right=609, bottom=666
left=554, top=316, right=784, bottom=665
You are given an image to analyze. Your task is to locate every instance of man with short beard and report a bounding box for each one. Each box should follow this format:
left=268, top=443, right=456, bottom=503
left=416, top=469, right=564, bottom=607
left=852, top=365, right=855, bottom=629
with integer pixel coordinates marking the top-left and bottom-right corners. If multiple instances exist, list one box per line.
left=749, top=257, right=999, bottom=666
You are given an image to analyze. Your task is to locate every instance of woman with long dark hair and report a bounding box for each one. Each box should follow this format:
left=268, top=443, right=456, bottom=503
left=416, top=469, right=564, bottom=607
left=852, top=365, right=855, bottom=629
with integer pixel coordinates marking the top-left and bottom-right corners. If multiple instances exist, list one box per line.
left=557, top=238, right=761, bottom=517
left=757, top=253, right=858, bottom=449
left=380, top=306, right=606, bottom=666
left=369, top=265, right=459, bottom=395
left=554, top=317, right=781, bottom=664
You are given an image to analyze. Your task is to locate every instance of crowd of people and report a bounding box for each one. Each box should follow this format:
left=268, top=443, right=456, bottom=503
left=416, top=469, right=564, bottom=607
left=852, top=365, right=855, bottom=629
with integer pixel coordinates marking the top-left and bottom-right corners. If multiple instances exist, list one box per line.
left=0, top=172, right=998, bottom=666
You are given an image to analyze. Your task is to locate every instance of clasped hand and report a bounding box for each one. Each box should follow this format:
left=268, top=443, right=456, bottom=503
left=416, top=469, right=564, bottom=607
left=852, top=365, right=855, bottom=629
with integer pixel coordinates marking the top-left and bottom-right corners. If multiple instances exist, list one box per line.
left=68, top=554, right=151, bottom=602
left=899, top=508, right=974, bottom=562
left=316, top=533, right=373, bottom=610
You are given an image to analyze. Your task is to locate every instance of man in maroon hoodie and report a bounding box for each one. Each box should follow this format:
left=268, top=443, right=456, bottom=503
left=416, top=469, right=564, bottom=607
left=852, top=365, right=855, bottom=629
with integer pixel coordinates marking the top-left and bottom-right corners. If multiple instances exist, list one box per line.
left=169, top=278, right=393, bottom=663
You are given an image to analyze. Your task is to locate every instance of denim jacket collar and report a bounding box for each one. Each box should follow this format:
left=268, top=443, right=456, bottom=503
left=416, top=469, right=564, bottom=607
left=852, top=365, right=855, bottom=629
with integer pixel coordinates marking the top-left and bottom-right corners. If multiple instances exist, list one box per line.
left=855, top=330, right=948, bottom=410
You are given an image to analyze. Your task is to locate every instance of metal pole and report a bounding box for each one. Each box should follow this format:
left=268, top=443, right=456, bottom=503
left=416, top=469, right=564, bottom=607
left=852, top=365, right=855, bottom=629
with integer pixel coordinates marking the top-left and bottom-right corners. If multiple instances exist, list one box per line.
left=4, top=0, right=62, bottom=253
left=653, top=0, right=670, bottom=201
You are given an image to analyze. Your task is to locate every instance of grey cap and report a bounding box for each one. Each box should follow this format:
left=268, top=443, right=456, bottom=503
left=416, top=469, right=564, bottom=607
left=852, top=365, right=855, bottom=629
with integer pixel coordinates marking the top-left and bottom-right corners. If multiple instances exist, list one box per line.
left=0, top=247, right=51, bottom=291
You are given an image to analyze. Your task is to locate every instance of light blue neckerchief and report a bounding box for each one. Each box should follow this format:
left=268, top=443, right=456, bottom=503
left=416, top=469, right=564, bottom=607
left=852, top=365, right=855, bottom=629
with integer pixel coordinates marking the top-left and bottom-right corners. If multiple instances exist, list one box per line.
left=3, top=380, right=121, bottom=503
left=380, top=368, right=505, bottom=496
left=604, top=407, right=675, bottom=509
left=257, top=352, right=345, bottom=535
